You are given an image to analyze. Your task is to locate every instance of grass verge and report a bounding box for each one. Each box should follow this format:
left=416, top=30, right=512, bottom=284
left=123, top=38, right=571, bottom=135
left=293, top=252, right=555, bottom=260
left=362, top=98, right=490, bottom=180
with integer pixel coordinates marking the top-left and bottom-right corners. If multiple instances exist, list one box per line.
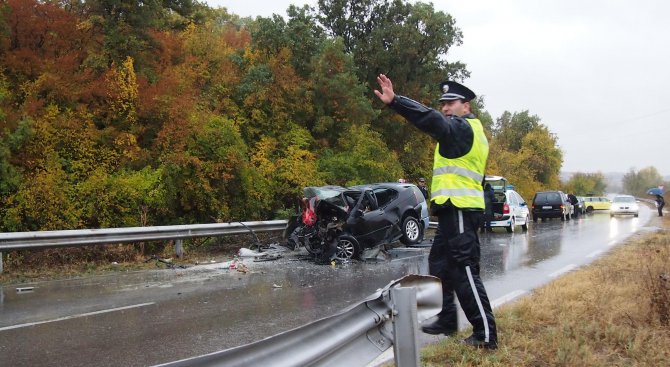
left=419, top=215, right=670, bottom=366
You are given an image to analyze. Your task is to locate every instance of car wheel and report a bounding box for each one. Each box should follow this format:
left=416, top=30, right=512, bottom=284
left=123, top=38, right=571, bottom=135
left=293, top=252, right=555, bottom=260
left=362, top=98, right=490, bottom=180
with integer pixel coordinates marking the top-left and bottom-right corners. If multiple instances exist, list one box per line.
left=634, top=214, right=639, bottom=217
left=335, top=235, right=361, bottom=260
left=587, top=206, right=593, bottom=213
left=400, top=216, right=423, bottom=246
left=506, top=218, right=515, bottom=233
left=521, top=216, right=529, bottom=231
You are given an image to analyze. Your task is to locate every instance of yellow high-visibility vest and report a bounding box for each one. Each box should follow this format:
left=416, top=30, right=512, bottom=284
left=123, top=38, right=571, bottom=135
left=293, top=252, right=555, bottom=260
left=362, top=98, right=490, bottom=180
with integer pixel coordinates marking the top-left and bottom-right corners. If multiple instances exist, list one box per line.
left=431, top=118, right=489, bottom=209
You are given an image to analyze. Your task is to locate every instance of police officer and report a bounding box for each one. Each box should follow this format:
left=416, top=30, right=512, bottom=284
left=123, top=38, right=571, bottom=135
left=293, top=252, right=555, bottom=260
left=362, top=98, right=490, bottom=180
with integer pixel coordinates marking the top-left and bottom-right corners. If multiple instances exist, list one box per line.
left=417, top=177, right=429, bottom=200
left=374, top=75, right=497, bottom=349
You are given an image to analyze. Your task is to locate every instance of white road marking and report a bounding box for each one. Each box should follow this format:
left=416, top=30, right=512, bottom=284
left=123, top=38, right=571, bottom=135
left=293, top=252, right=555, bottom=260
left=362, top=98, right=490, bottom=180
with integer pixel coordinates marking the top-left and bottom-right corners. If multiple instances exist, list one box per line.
left=491, top=290, right=528, bottom=309
left=586, top=250, right=603, bottom=258
left=0, top=302, right=155, bottom=332
left=548, top=264, right=577, bottom=278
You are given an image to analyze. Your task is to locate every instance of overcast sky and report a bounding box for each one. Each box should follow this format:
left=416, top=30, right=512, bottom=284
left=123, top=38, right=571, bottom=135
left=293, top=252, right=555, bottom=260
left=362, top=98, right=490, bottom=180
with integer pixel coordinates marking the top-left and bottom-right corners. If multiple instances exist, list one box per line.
left=208, top=1, right=670, bottom=176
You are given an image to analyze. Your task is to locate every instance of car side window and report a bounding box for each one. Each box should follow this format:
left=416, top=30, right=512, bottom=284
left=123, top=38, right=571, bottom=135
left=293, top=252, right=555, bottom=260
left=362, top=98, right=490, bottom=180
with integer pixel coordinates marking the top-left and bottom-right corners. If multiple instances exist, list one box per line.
left=373, top=188, right=397, bottom=208
left=515, top=192, right=525, bottom=205
left=508, top=193, right=518, bottom=205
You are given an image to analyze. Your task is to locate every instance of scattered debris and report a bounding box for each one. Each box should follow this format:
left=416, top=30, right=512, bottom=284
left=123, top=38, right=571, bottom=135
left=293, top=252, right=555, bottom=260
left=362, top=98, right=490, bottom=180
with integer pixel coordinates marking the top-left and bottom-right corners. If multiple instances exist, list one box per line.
left=144, top=254, right=187, bottom=269
left=272, top=283, right=283, bottom=288
left=236, top=263, right=249, bottom=273
left=238, top=244, right=286, bottom=262
left=238, top=248, right=263, bottom=257
left=16, top=287, right=34, bottom=293
left=253, top=253, right=283, bottom=262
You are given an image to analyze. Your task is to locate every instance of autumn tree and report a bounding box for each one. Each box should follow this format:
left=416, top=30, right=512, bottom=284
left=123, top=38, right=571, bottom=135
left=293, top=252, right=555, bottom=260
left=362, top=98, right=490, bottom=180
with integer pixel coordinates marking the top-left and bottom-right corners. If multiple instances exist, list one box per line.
left=622, top=166, right=665, bottom=197
left=318, top=123, right=403, bottom=186
left=488, top=110, right=563, bottom=200
left=562, top=172, right=607, bottom=196
left=72, top=0, right=202, bottom=74
left=309, top=38, right=378, bottom=146
left=250, top=5, right=325, bottom=78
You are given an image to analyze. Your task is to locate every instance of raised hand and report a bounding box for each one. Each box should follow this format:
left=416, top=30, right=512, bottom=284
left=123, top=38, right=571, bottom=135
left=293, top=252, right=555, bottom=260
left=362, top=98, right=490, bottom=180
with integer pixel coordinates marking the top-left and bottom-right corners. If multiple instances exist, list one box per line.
left=374, top=74, right=396, bottom=104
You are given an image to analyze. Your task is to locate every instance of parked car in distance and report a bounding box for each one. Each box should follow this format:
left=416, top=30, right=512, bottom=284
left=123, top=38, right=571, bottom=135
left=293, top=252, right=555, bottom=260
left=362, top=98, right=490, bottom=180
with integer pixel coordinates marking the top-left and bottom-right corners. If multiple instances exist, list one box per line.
left=610, top=195, right=639, bottom=217
left=485, top=176, right=530, bottom=232
left=531, top=190, right=573, bottom=221
left=575, top=196, right=587, bottom=215
left=284, top=182, right=430, bottom=262
left=582, top=196, right=611, bottom=212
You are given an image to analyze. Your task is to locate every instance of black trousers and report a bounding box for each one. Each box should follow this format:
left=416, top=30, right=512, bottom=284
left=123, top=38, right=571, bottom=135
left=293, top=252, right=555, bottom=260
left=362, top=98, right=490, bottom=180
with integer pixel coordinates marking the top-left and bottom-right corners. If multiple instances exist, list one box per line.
left=429, top=205, right=497, bottom=344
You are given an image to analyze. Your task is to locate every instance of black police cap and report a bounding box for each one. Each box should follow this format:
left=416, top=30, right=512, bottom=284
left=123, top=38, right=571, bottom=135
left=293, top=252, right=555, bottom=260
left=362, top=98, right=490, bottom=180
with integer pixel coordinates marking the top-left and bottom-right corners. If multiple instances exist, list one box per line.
left=438, top=80, right=476, bottom=102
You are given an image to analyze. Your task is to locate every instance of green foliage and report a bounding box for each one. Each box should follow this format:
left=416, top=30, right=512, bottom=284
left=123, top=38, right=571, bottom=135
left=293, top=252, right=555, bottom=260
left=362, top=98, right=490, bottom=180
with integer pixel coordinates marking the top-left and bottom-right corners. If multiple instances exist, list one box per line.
left=3, top=157, right=82, bottom=231
left=518, top=127, right=563, bottom=187
left=251, top=5, right=325, bottom=77
left=318, top=123, right=403, bottom=186
left=251, top=125, right=324, bottom=213
left=623, top=166, right=665, bottom=197
left=316, top=0, right=467, bottom=89
left=488, top=111, right=563, bottom=200
left=77, top=167, right=167, bottom=228
left=314, top=0, right=468, bottom=178
left=159, top=114, right=254, bottom=223
left=75, top=0, right=201, bottom=78
left=493, top=111, right=541, bottom=152
left=309, top=38, right=378, bottom=144
left=563, top=172, right=607, bottom=196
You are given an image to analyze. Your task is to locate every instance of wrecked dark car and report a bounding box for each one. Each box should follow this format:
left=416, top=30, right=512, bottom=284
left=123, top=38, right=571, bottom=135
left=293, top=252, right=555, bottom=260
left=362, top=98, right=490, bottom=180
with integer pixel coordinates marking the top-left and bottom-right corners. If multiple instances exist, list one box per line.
left=284, top=183, right=430, bottom=263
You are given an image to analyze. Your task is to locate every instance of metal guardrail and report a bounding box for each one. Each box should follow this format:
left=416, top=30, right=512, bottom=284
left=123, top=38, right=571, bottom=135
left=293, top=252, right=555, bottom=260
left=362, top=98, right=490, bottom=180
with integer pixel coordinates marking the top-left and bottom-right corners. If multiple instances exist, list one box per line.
left=154, top=274, right=442, bottom=367
left=0, top=220, right=289, bottom=252
left=0, top=221, right=438, bottom=253
left=0, top=220, right=437, bottom=273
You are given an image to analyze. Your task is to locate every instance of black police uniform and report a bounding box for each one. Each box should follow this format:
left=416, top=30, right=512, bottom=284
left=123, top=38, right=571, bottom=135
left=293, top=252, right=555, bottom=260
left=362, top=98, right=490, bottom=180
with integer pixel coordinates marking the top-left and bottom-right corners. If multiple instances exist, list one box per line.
left=418, top=180, right=429, bottom=200
left=387, top=81, right=497, bottom=349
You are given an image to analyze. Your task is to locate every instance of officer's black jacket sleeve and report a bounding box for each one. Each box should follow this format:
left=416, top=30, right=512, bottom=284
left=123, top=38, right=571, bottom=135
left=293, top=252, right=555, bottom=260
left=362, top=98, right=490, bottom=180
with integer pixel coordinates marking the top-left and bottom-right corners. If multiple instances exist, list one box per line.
left=389, top=95, right=473, bottom=158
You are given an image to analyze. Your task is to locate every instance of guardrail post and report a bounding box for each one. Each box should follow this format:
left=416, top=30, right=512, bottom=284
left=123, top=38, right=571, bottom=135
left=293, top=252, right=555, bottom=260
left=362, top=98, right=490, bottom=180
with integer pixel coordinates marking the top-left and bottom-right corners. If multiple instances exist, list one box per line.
left=0, top=252, right=3, bottom=274
left=175, top=240, right=183, bottom=259
left=391, top=286, right=420, bottom=367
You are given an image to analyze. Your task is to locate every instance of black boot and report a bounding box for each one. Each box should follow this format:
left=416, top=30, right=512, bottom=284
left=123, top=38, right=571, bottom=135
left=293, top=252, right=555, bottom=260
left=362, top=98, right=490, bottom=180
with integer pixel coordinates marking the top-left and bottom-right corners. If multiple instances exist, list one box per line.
left=462, top=334, right=497, bottom=350
left=421, top=319, right=458, bottom=336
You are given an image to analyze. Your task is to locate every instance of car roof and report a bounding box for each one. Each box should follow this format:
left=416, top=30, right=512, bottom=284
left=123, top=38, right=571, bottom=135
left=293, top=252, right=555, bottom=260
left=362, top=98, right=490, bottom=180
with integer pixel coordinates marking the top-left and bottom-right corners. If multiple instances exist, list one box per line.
left=485, top=175, right=506, bottom=181
left=348, top=182, right=412, bottom=190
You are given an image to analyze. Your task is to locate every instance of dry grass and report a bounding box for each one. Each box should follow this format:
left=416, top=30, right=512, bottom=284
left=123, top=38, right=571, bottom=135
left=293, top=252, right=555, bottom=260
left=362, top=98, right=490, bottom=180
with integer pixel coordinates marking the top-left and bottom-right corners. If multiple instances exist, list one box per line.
left=420, top=215, right=670, bottom=366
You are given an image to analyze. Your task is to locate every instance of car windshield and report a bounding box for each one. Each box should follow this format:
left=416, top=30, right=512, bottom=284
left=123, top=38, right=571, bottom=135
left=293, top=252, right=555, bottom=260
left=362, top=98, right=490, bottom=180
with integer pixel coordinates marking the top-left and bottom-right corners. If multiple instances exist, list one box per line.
left=613, top=196, right=635, bottom=203
left=303, top=186, right=348, bottom=208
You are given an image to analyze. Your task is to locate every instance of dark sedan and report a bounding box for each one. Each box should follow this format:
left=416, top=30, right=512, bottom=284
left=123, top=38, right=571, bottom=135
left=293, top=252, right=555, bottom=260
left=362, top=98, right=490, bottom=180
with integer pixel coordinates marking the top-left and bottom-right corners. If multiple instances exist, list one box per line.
left=284, top=183, right=429, bottom=262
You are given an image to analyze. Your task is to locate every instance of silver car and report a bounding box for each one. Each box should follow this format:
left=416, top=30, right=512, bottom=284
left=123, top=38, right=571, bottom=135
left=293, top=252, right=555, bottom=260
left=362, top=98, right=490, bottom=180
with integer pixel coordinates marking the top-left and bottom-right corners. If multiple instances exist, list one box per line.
left=610, top=195, right=639, bottom=218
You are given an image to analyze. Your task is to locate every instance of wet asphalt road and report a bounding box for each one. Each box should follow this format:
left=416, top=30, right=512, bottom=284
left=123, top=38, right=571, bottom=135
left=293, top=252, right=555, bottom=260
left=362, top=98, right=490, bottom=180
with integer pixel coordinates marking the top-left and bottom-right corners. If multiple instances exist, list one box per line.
left=0, top=207, right=657, bottom=366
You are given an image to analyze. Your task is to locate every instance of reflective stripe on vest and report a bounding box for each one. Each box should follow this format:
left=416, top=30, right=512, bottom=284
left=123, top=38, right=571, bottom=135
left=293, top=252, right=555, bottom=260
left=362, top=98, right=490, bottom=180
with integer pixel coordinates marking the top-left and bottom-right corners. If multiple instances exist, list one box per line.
left=431, top=118, right=489, bottom=209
